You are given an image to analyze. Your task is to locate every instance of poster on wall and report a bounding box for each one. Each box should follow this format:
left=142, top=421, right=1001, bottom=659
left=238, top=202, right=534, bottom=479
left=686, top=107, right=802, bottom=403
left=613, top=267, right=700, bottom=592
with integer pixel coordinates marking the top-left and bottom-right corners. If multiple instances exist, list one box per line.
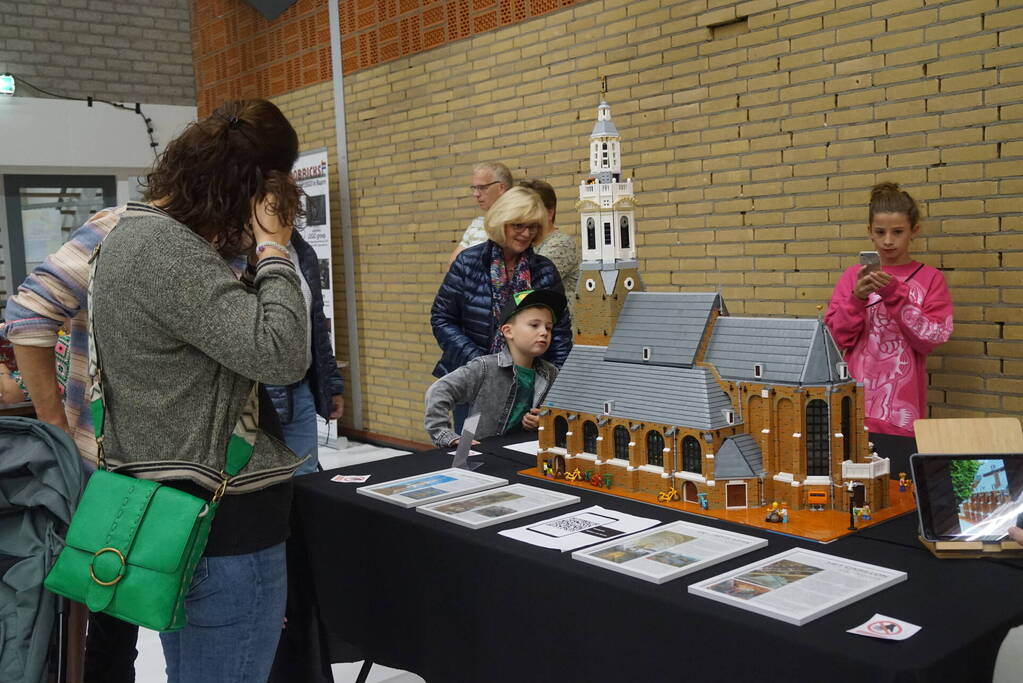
left=292, top=147, right=335, bottom=351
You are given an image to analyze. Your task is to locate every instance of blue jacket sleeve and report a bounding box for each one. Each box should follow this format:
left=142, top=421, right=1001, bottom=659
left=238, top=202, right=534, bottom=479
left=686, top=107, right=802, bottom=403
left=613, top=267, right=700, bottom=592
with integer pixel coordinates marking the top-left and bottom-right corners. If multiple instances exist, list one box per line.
left=430, top=254, right=487, bottom=373
left=533, top=254, right=572, bottom=367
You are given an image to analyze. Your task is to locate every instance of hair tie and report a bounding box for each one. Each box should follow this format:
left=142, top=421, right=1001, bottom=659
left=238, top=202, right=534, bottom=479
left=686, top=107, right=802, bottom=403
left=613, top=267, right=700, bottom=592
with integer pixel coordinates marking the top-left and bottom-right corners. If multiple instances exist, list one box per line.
left=216, top=111, right=243, bottom=131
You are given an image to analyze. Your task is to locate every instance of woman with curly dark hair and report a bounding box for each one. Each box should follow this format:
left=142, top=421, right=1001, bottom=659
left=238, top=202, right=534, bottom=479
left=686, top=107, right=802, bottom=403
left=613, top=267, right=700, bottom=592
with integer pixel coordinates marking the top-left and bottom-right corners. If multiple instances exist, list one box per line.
left=86, top=99, right=309, bottom=682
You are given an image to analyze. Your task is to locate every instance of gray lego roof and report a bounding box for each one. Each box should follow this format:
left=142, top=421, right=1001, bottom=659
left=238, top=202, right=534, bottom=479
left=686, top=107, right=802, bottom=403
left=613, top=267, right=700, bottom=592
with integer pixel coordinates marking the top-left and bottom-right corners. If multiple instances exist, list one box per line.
left=591, top=102, right=619, bottom=138
left=591, top=121, right=619, bottom=137
left=605, top=292, right=725, bottom=368
left=704, top=317, right=847, bottom=385
left=714, top=434, right=765, bottom=479
left=544, top=345, right=736, bottom=430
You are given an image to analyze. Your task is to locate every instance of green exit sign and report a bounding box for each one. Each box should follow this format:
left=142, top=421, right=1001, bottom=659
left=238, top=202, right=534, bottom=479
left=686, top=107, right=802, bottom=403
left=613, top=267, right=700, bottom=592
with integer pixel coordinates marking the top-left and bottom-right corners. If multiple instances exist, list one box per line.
left=0, top=74, right=14, bottom=96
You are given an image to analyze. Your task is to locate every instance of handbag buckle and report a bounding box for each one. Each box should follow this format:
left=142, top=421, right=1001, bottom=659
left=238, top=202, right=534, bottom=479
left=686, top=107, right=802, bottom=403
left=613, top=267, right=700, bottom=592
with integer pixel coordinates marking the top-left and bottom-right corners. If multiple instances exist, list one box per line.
left=211, top=476, right=229, bottom=505
left=89, top=547, right=126, bottom=586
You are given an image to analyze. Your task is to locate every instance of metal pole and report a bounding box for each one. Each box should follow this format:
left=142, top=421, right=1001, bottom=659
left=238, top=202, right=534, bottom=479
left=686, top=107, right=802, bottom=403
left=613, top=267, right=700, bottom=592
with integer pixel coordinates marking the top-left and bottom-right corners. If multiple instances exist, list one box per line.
left=328, top=0, right=364, bottom=429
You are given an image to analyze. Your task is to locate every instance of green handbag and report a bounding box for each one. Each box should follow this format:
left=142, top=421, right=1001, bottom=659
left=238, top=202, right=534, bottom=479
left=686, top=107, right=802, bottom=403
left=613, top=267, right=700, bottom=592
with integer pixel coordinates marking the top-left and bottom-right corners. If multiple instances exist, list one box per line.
left=43, top=238, right=257, bottom=632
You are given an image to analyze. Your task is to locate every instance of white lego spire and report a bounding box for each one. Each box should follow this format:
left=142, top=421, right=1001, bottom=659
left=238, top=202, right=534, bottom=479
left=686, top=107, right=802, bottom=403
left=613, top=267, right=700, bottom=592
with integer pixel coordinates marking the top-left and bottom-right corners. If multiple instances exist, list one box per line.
left=589, top=101, right=621, bottom=180
left=578, top=99, right=636, bottom=266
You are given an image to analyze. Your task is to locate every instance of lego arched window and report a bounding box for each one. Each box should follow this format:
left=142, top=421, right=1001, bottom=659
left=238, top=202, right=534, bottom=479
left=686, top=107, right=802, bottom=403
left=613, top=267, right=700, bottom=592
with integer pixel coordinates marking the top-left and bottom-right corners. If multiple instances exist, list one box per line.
left=586, top=217, right=596, bottom=250
left=646, top=430, right=664, bottom=467
left=841, top=396, right=851, bottom=460
left=806, top=399, right=830, bottom=476
left=554, top=416, right=568, bottom=449
left=620, top=216, right=631, bottom=249
left=613, top=425, right=630, bottom=460
left=583, top=420, right=598, bottom=454
left=682, top=436, right=701, bottom=473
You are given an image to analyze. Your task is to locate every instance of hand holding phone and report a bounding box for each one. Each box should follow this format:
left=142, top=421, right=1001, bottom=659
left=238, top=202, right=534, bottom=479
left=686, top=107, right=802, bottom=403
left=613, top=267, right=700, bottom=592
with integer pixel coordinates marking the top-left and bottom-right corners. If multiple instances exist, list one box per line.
left=859, top=250, right=881, bottom=273
left=853, top=251, right=890, bottom=300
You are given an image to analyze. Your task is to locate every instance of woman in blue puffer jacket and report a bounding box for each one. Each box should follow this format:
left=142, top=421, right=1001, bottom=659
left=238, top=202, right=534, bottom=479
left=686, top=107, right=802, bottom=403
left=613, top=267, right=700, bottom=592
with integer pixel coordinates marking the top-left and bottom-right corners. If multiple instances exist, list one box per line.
left=431, top=186, right=573, bottom=388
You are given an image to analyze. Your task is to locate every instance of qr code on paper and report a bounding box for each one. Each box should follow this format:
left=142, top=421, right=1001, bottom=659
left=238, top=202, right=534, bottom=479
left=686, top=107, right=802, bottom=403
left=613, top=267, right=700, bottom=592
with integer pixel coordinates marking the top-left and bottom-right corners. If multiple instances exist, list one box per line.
left=547, top=516, right=599, bottom=533
left=529, top=512, right=615, bottom=538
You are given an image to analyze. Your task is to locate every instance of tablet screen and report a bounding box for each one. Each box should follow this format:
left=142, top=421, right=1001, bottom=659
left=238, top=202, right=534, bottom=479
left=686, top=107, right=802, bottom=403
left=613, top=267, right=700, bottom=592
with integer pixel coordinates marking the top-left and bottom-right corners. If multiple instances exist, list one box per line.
left=911, top=454, right=1023, bottom=542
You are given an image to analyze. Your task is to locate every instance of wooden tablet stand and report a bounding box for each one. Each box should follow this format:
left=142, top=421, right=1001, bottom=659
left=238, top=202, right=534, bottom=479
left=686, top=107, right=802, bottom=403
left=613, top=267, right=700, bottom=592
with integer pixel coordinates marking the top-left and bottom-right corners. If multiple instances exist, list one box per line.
left=913, top=418, right=1023, bottom=558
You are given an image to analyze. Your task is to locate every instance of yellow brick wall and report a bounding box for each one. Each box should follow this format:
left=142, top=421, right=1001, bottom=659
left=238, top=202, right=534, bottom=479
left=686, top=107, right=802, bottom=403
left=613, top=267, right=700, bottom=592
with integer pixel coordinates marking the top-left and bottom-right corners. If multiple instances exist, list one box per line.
left=269, top=82, right=355, bottom=430
left=296, top=0, right=1023, bottom=443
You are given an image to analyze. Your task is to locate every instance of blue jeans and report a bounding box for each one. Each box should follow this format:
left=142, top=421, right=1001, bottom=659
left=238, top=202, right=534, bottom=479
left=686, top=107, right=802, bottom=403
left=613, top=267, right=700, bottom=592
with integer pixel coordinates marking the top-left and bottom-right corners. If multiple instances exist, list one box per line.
left=282, top=379, right=320, bottom=476
left=160, top=543, right=287, bottom=683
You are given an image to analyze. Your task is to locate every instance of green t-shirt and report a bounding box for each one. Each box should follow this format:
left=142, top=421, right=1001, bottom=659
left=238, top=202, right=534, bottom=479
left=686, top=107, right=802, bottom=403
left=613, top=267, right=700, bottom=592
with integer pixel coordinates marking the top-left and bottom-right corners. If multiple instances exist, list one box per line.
left=504, top=365, right=536, bottom=434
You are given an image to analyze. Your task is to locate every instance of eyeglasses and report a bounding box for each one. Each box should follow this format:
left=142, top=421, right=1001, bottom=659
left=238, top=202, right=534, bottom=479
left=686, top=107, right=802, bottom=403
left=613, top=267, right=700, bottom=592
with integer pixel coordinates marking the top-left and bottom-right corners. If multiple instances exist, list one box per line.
left=508, top=223, right=541, bottom=234
left=469, top=181, right=500, bottom=194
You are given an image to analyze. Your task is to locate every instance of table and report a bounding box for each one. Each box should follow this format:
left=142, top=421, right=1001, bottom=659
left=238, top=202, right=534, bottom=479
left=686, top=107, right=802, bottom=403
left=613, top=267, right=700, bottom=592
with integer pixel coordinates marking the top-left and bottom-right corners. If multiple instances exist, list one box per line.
left=280, top=434, right=1023, bottom=683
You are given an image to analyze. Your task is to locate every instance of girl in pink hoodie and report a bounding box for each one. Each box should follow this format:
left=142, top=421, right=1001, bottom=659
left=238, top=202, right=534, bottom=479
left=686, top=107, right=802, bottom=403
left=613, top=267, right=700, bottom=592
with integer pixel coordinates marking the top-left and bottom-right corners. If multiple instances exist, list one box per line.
left=825, top=183, right=953, bottom=472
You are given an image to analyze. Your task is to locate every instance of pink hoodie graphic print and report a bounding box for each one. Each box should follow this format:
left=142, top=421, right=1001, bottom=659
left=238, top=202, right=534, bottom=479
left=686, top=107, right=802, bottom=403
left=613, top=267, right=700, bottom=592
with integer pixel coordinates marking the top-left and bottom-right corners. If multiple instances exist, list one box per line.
left=825, top=261, right=953, bottom=437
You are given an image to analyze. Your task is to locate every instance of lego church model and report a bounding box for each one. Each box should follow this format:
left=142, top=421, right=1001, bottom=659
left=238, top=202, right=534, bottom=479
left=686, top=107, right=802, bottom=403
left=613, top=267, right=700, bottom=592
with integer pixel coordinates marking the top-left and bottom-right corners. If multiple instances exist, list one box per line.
left=534, top=101, right=891, bottom=515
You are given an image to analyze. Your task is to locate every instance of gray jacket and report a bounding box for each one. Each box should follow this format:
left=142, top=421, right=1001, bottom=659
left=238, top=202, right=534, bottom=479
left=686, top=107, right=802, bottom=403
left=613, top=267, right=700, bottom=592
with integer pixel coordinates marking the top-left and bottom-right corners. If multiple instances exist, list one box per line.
left=90, top=207, right=308, bottom=493
left=424, top=347, right=557, bottom=447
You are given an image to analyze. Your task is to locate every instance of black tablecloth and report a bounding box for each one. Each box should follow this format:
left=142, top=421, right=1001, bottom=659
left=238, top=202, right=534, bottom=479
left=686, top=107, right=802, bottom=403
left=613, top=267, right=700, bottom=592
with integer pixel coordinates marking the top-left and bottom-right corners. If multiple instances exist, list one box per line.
left=282, top=434, right=1023, bottom=683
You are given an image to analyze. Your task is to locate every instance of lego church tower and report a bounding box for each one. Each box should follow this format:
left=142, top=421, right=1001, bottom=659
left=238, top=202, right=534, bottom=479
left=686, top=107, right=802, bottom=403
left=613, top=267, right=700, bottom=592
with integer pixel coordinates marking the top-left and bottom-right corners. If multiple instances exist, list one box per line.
left=574, top=100, right=642, bottom=345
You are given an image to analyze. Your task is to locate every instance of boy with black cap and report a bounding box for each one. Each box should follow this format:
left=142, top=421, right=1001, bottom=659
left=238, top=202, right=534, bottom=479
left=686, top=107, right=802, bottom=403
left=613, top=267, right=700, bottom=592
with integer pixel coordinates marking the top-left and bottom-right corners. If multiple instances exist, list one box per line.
left=425, top=289, right=566, bottom=447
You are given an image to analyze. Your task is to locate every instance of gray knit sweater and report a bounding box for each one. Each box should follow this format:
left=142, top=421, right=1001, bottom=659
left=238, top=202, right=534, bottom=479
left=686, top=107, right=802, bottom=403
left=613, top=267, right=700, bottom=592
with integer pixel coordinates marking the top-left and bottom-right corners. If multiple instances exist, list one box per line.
left=90, top=207, right=308, bottom=493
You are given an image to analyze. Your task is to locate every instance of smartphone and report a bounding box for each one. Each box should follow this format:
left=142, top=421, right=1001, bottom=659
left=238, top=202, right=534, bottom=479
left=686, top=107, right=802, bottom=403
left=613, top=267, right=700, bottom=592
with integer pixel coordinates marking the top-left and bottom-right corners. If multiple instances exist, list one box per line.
left=911, top=453, right=1023, bottom=543
left=859, top=250, right=881, bottom=273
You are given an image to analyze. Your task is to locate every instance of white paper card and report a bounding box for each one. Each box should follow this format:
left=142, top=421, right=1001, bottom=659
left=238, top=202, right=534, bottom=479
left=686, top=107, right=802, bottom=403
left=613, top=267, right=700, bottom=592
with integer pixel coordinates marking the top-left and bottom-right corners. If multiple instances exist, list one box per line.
left=688, top=548, right=907, bottom=626
left=848, top=613, right=921, bottom=640
left=503, top=440, right=539, bottom=455
left=573, top=520, right=768, bottom=584
left=416, top=484, right=580, bottom=529
left=356, top=468, right=507, bottom=508
left=498, top=505, right=660, bottom=551
left=331, top=474, right=370, bottom=483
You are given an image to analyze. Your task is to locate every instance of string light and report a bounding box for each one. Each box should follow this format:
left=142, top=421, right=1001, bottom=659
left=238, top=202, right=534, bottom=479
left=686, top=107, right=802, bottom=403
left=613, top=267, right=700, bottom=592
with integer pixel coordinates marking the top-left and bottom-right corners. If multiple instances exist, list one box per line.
left=6, top=74, right=159, bottom=158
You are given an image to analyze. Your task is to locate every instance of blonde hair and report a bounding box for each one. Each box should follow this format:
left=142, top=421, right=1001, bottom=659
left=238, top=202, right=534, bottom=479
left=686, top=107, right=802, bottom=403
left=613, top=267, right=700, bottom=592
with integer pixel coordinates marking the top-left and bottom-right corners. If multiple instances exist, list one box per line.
left=484, top=186, right=552, bottom=247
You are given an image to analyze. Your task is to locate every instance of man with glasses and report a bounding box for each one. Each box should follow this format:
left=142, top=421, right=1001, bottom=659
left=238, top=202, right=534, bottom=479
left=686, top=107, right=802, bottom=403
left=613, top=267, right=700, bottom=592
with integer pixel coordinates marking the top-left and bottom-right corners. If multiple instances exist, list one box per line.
left=446, top=162, right=513, bottom=269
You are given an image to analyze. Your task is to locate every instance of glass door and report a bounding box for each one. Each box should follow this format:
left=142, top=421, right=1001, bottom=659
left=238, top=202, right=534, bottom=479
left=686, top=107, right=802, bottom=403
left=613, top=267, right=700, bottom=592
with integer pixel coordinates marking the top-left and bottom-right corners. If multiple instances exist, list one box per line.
left=4, top=174, right=116, bottom=291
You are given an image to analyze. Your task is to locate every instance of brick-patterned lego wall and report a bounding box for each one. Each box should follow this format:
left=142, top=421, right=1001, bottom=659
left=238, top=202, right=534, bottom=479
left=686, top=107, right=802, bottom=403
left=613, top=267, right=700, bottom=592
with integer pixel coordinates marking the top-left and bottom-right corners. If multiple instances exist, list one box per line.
left=190, top=0, right=589, bottom=115
left=190, top=0, right=1023, bottom=444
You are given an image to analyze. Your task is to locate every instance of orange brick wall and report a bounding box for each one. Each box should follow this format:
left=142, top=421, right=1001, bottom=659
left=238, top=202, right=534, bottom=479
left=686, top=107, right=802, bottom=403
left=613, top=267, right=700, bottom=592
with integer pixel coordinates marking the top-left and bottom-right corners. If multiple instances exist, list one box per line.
left=191, top=0, right=332, bottom=115
left=190, top=0, right=590, bottom=115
